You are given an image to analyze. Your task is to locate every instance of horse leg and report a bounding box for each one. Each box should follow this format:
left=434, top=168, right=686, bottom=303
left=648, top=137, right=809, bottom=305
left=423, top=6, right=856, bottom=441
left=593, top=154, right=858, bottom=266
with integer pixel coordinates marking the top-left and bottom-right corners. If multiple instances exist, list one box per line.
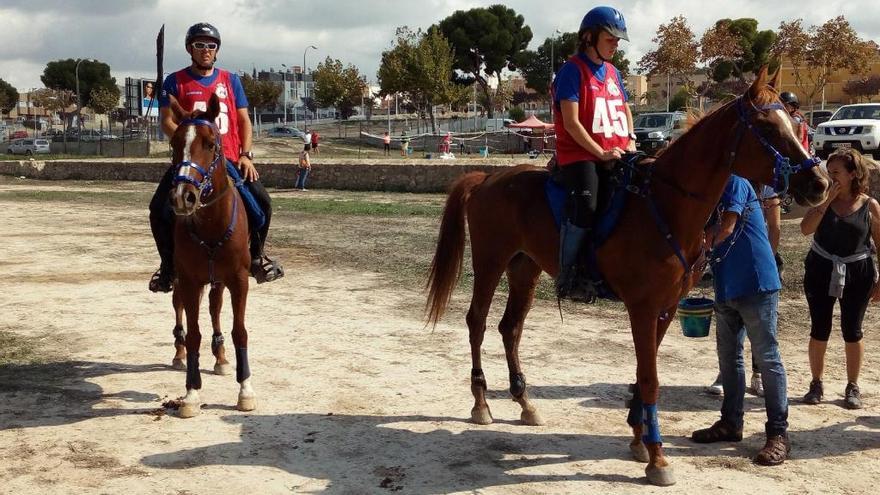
left=171, top=289, right=186, bottom=370
left=629, top=307, right=675, bottom=486
left=228, top=274, right=255, bottom=412
left=499, top=254, right=544, bottom=426
left=179, top=280, right=204, bottom=418
left=467, top=255, right=507, bottom=425
left=628, top=305, right=677, bottom=463
left=209, top=283, right=232, bottom=375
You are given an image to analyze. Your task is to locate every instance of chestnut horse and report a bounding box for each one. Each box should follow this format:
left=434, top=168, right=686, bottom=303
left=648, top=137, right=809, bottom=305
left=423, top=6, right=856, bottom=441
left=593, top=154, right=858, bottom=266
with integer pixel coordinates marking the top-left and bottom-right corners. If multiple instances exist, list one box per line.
left=166, top=94, right=255, bottom=418
left=425, top=68, right=827, bottom=485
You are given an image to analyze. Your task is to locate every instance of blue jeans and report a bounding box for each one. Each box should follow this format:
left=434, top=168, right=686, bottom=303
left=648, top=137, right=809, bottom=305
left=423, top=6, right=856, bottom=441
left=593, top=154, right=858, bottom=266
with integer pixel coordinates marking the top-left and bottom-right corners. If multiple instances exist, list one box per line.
left=295, top=168, right=309, bottom=189
left=715, top=290, right=788, bottom=437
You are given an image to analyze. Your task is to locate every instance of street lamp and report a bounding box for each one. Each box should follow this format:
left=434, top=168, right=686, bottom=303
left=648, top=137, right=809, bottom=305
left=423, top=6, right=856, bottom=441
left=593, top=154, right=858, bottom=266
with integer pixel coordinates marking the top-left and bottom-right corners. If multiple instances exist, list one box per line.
left=303, top=45, right=317, bottom=126
left=281, top=63, right=289, bottom=125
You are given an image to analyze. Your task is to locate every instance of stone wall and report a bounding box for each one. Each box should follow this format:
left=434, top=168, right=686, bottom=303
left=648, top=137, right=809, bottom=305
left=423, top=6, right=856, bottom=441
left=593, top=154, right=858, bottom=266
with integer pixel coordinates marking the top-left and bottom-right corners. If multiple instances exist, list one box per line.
left=0, top=158, right=542, bottom=193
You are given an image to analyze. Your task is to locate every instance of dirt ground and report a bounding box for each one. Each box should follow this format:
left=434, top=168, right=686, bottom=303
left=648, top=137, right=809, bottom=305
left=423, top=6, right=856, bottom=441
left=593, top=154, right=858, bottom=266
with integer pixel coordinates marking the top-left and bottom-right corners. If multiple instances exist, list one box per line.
left=0, top=178, right=878, bottom=495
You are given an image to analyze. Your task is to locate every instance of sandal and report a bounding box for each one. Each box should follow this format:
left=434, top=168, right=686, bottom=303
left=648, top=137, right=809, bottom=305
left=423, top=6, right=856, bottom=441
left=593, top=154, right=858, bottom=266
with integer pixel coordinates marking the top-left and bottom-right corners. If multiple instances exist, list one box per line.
left=251, top=255, right=285, bottom=284
left=754, top=434, right=790, bottom=466
left=691, top=420, right=743, bottom=443
left=149, top=267, right=174, bottom=293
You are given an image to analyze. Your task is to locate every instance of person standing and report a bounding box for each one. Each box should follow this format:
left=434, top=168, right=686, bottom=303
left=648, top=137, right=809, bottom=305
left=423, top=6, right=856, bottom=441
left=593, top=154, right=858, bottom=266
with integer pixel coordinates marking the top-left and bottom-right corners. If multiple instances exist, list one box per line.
left=310, top=130, right=320, bottom=155
left=552, top=6, right=636, bottom=302
left=799, top=149, right=880, bottom=409
left=691, top=175, right=790, bottom=466
left=302, top=128, right=312, bottom=152
left=383, top=131, right=391, bottom=155
left=296, top=149, right=311, bottom=191
left=400, top=131, right=410, bottom=157
left=149, top=22, right=284, bottom=291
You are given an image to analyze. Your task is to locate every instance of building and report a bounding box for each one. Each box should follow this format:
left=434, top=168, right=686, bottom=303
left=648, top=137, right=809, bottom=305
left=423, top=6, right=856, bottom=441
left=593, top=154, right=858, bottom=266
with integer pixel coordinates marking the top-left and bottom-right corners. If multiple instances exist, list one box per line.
left=644, top=71, right=710, bottom=110
left=625, top=74, right=648, bottom=107
left=777, top=53, right=880, bottom=109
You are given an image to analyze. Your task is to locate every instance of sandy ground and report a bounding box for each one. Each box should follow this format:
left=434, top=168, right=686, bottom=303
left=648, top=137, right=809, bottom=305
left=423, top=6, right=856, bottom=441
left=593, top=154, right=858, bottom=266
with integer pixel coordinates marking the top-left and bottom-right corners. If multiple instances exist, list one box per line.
left=0, top=180, right=878, bottom=495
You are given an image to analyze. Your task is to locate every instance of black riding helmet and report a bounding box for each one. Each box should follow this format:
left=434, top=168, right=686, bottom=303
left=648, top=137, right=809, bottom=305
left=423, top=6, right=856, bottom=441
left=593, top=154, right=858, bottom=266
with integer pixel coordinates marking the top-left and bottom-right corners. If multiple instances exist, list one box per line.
left=779, top=91, right=799, bottom=109
left=185, top=22, right=221, bottom=49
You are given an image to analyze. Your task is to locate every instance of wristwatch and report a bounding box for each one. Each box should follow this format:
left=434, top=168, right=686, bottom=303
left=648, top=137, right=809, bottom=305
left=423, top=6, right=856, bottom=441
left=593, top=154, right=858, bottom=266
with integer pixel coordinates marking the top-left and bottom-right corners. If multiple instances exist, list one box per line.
left=239, top=150, right=254, bottom=160
left=628, top=132, right=637, bottom=141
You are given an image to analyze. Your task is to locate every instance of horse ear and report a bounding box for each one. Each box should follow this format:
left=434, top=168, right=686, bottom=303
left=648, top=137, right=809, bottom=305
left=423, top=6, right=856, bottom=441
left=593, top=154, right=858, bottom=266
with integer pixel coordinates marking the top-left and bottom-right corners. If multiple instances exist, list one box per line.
left=768, top=68, right=781, bottom=89
left=202, top=94, right=221, bottom=122
left=748, top=65, right=770, bottom=100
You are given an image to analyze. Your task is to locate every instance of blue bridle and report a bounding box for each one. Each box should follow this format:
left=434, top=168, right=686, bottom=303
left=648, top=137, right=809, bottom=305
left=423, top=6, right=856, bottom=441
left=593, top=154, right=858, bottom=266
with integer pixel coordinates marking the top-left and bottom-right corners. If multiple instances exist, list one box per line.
left=171, top=118, right=224, bottom=203
left=732, top=96, right=821, bottom=195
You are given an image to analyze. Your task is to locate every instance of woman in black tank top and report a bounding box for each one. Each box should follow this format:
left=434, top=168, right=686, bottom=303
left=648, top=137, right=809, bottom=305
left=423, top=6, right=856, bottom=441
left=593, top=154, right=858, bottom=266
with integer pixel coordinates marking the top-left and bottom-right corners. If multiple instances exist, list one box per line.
left=800, top=149, right=880, bottom=409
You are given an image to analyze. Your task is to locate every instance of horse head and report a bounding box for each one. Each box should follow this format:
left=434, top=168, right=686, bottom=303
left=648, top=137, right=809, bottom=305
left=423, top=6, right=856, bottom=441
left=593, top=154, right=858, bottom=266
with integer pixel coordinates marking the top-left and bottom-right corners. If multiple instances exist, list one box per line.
left=731, top=66, right=828, bottom=206
left=169, top=94, right=224, bottom=216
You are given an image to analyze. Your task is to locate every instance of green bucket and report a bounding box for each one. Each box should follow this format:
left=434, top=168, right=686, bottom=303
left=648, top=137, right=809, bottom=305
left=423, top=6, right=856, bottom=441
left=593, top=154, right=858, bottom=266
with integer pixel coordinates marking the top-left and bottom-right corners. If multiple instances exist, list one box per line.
left=677, top=297, right=714, bottom=338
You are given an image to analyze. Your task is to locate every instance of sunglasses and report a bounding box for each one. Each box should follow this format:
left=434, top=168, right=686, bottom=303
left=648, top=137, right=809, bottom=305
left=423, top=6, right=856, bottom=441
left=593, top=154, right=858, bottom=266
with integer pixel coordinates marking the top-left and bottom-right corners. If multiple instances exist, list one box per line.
left=191, top=41, right=218, bottom=50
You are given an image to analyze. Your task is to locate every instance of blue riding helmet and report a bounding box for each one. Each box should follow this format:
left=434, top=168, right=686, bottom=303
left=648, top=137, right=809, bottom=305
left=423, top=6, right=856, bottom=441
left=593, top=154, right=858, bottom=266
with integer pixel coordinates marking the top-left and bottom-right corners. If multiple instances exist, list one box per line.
left=579, top=6, right=629, bottom=41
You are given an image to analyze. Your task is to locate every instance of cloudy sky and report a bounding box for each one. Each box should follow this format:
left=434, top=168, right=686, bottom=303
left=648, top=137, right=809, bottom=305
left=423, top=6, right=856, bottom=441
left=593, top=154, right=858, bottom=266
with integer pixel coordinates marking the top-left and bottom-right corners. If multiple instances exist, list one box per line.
left=1, top=0, right=878, bottom=91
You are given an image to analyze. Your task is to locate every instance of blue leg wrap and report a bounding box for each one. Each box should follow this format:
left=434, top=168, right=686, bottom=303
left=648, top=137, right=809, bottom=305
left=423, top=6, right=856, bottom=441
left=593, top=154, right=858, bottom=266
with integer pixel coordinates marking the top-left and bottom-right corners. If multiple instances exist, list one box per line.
left=642, top=403, right=662, bottom=444
left=211, top=334, right=225, bottom=354
left=235, top=347, right=251, bottom=383
left=186, top=351, right=201, bottom=390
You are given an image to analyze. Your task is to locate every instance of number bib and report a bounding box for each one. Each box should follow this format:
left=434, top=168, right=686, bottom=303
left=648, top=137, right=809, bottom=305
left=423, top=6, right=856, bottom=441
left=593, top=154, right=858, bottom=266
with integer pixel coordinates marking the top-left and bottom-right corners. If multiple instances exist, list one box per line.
left=173, top=68, right=241, bottom=163
left=553, top=57, right=629, bottom=165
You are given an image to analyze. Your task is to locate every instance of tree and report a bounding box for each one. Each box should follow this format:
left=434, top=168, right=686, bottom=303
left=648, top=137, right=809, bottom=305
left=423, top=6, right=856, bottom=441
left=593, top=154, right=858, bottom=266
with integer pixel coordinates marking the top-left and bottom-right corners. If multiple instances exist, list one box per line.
left=701, top=19, right=776, bottom=84
left=669, top=88, right=690, bottom=111
left=31, top=88, right=75, bottom=138
left=638, top=15, right=699, bottom=109
left=438, top=4, right=532, bottom=117
left=0, top=78, right=18, bottom=116
left=312, top=57, right=366, bottom=120
left=843, top=75, right=880, bottom=102
left=772, top=16, right=878, bottom=109
left=89, top=87, right=121, bottom=132
left=477, top=78, right=513, bottom=114
left=41, top=59, right=117, bottom=108
left=379, top=27, right=471, bottom=132
left=240, top=74, right=283, bottom=111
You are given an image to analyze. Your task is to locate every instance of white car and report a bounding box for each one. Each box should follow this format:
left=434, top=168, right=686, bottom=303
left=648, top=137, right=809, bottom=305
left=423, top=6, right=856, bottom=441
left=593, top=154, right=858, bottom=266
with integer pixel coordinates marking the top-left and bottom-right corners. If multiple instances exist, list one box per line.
left=7, top=138, right=51, bottom=155
left=812, top=104, right=880, bottom=159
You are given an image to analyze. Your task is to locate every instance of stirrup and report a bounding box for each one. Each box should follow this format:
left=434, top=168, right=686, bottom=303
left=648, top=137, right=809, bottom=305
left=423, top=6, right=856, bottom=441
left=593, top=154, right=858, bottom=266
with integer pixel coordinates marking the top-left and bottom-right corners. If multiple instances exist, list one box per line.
left=149, top=268, right=174, bottom=293
left=251, top=255, right=285, bottom=284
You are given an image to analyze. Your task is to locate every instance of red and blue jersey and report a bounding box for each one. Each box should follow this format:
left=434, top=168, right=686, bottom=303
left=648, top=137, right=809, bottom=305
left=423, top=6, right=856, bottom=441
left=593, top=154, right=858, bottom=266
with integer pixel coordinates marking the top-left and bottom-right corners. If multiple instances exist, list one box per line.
left=553, top=54, right=630, bottom=166
left=160, top=68, right=248, bottom=163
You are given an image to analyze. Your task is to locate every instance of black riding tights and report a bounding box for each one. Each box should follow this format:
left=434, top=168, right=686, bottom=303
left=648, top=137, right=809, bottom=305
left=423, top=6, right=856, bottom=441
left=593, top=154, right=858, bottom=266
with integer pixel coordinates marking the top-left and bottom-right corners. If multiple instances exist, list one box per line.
left=803, top=253, right=873, bottom=343
left=149, top=165, right=273, bottom=266
left=557, top=160, right=599, bottom=228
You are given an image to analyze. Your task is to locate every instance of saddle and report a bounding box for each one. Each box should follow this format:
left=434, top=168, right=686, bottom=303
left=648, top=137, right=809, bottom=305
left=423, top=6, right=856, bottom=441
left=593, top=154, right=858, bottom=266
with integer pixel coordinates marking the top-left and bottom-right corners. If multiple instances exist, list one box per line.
left=546, top=153, right=654, bottom=300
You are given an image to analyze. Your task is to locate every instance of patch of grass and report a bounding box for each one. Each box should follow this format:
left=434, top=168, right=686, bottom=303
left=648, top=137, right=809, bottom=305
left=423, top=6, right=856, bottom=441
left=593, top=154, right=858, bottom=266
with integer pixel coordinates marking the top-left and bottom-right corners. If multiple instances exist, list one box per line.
left=0, top=189, right=148, bottom=206
left=273, top=196, right=441, bottom=217
left=0, top=330, right=42, bottom=366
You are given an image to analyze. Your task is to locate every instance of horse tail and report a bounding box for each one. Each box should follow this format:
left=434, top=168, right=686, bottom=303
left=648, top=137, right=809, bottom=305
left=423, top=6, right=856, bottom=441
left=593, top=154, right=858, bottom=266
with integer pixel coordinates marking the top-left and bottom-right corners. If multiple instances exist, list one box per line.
left=425, top=172, right=489, bottom=327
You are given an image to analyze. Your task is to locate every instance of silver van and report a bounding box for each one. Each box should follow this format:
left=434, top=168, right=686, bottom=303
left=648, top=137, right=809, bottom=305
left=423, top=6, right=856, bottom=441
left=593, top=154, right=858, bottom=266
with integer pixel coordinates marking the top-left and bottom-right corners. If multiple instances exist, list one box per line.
left=7, top=138, right=51, bottom=155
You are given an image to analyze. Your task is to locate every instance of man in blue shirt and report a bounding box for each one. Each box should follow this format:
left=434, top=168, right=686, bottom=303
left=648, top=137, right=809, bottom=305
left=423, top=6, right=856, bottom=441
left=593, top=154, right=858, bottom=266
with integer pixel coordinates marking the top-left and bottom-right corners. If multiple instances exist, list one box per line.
left=691, top=175, right=790, bottom=466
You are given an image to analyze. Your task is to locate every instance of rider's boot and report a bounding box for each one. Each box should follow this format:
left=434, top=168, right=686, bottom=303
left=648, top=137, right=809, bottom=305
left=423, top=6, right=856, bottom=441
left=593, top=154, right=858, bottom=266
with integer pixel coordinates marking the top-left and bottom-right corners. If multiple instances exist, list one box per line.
left=249, top=230, right=285, bottom=284
left=556, top=220, right=597, bottom=303
left=148, top=214, right=175, bottom=293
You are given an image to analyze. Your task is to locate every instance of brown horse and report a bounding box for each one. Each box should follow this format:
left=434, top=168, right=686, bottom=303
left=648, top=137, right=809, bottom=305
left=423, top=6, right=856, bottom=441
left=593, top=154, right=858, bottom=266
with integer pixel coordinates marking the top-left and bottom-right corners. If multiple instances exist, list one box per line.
left=166, top=94, right=255, bottom=418
left=425, top=68, right=828, bottom=485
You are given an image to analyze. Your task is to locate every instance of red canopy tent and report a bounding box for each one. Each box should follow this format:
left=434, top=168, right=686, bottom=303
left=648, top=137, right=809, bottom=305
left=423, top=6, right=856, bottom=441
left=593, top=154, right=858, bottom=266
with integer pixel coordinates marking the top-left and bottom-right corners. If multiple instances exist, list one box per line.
left=508, top=115, right=554, bottom=130
left=508, top=115, right=554, bottom=153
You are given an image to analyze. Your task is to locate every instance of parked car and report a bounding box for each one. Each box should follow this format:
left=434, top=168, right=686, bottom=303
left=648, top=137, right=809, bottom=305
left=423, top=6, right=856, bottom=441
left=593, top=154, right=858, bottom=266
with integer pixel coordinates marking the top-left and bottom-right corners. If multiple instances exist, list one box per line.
left=804, top=110, right=834, bottom=128
left=7, top=138, right=51, bottom=155
left=811, top=103, right=880, bottom=159
left=266, top=126, right=305, bottom=138
left=79, top=129, right=118, bottom=142
left=633, top=111, right=687, bottom=155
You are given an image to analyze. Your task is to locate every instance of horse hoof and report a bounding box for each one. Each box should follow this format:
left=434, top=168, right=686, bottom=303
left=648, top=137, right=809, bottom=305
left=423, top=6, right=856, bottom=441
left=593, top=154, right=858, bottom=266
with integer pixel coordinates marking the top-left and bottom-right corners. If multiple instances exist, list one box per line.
left=179, top=402, right=201, bottom=418
left=214, top=363, right=232, bottom=375
left=645, top=464, right=676, bottom=486
left=520, top=409, right=546, bottom=426
left=237, top=396, right=256, bottom=412
left=171, top=359, right=186, bottom=371
left=630, top=442, right=650, bottom=463
left=470, top=406, right=493, bottom=425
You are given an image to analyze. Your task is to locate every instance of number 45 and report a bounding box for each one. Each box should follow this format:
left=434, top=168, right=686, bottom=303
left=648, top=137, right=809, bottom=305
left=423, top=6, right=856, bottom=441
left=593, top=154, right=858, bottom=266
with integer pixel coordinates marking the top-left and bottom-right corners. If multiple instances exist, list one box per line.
left=591, top=97, right=628, bottom=139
